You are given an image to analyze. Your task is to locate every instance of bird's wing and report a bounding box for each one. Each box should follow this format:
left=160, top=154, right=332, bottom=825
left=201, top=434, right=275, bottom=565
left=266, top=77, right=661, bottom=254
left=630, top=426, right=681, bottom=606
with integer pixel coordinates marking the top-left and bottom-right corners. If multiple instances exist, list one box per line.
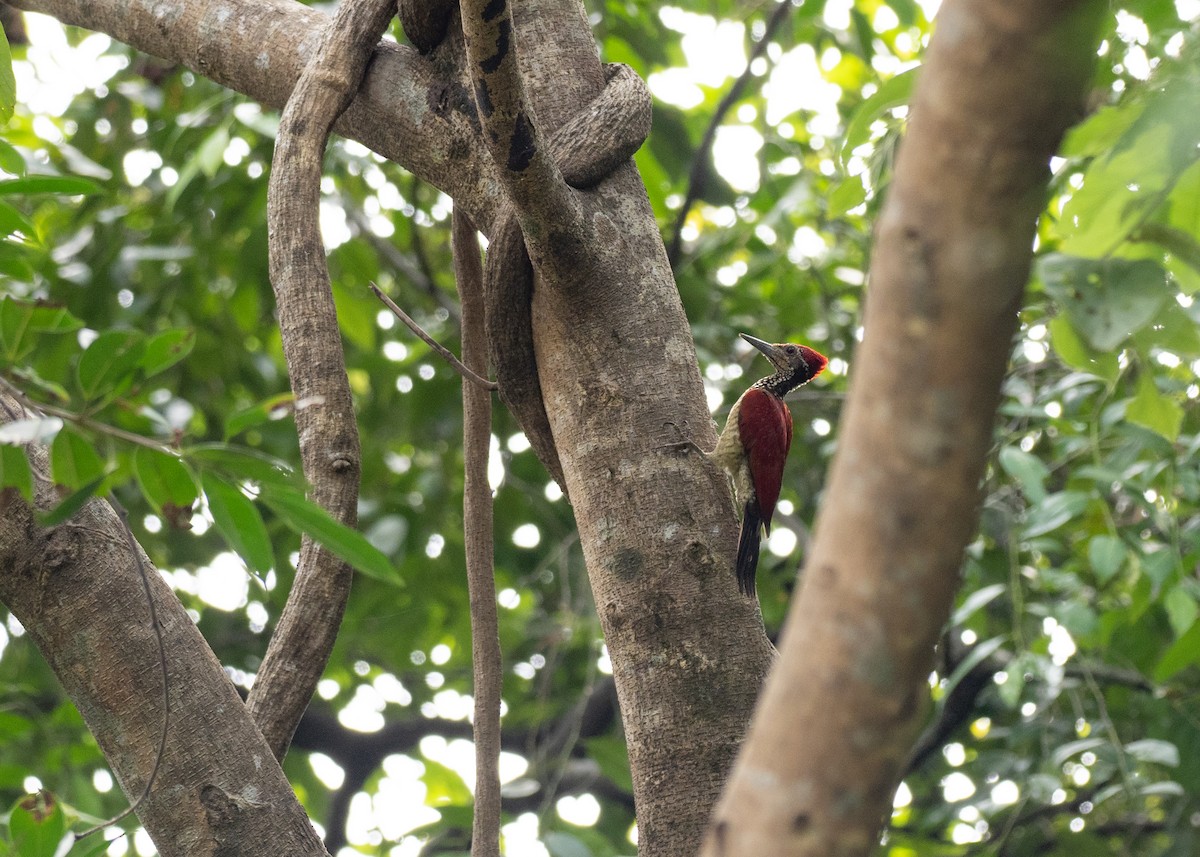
left=737, top=388, right=793, bottom=532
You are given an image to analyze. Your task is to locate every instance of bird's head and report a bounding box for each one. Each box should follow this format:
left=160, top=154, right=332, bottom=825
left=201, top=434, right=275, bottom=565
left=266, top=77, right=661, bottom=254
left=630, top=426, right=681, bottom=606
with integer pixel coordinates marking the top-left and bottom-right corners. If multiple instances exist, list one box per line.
left=740, top=333, right=828, bottom=389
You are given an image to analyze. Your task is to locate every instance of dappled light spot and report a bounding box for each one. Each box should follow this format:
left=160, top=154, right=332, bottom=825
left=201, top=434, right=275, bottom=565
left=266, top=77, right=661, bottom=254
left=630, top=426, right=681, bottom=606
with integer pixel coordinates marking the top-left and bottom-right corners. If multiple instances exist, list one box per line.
left=310, top=752, right=345, bottom=790
left=512, top=523, right=541, bottom=548
left=557, top=794, right=601, bottom=827
left=766, top=526, right=796, bottom=557
left=196, top=552, right=249, bottom=612
left=991, top=780, right=1019, bottom=806
left=940, top=771, right=976, bottom=802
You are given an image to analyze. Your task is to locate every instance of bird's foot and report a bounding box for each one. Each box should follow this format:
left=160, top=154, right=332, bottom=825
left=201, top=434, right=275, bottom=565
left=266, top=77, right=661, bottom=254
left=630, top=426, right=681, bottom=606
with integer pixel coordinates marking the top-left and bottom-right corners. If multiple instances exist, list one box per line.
left=656, top=421, right=706, bottom=456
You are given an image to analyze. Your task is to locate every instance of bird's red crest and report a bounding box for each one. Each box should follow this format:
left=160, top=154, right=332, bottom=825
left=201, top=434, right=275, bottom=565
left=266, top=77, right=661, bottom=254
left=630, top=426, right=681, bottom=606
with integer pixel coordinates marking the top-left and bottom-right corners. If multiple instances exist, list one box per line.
left=798, top=346, right=828, bottom=383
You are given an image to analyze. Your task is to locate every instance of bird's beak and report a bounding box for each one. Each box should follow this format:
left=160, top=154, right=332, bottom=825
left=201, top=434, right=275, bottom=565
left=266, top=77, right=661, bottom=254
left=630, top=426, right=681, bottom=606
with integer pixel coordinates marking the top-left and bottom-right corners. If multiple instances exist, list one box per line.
left=740, top=333, right=788, bottom=369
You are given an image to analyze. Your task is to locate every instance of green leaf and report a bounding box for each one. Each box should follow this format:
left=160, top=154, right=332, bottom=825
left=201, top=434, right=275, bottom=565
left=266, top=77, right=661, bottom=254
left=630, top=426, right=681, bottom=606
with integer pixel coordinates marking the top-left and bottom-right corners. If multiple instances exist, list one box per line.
left=0, top=250, right=33, bottom=282
left=224, top=393, right=295, bottom=439
left=0, top=443, right=32, bottom=501
left=140, top=328, right=195, bottom=378
left=544, top=832, right=593, bottom=857
left=1039, top=254, right=1172, bottom=351
left=1153, top=617, right=1200, bottom=682
left=38, top=474, right=106, bottom=526
left=827, top=174, right=867, bottom=217
left=840, top=66, right=918, bottom=165
left=951, top=583, right=1007, bottom=627
left=259, top=485, right=400, bottom=585
left=1133, top=302, right=1200, bottom=356
left=942, top=636, right=1005, bottom=699
left=0, top=198, right=34, bottom=239
left=202, top=473, right=274, bottom=574
left=582, top=735, right=634, bottom=792
left=75, top=329, right=146, bottom=402
left=1088, top=534, right=1126, bottom=583
left=196, top=125, right=231, bottom=178
left=998, top=446, right=1049, bottom=502
left=65, top=832, right=113, bottom=857
left=1164, top=584, right=1198, bottom=636
left=1059, top=100, right=1144, bottom=159
left=1052, top=737, right=1107, bottom=766
left=1124, top=738, right=1180, bottom=768
left=0, top=296, right=84, bottom=340
left=0, top=298, right=85, bottom=361
left=50, top=427, right=106, bottom=489
left=0, top=138, right=25, bottom=176
left=9, top=791, right=68, bottom=857
left=1021, top=491, right=1090, bottom=539
left=1048, top=314, right=1118, bottom=381
left=0, top=27, right=13, bottom=126
left=135, top=447, right=198, bottom=516
left=186, top=444, right=297, bottom=488
left=420, top=758, right=472, bottom=806
left=1127, top=371, right=1183, bottom=442
left=1057, top=104, right=1187, bottom=256
left=0, top=176, right=102, bottom=196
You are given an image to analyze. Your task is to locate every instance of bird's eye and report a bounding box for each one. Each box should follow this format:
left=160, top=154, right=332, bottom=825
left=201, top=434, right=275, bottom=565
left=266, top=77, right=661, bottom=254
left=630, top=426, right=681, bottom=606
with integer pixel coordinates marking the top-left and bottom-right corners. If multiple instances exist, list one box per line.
left=786, top=345, right=796, bottom=354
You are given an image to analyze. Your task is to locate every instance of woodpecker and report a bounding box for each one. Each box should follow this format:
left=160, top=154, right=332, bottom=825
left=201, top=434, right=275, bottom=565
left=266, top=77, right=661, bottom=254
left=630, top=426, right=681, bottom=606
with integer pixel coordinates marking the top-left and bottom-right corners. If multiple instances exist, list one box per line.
left=712, top=334, right=828, bottom=597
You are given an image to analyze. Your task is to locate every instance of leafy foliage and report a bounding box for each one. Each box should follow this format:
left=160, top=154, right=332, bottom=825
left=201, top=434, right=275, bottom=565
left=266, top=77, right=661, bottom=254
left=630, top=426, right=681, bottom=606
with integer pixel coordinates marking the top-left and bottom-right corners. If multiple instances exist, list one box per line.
left=1, top=3, right=1199, bottom=856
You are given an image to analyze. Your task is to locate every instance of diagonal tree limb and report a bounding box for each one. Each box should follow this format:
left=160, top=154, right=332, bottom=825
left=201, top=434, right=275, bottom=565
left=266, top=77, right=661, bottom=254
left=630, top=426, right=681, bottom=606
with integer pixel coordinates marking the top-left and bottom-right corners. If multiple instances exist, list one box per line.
left=247, top=0, right=396, bottom=763
left=453, top=208, right=504, bottom=857
left=0, top=402, right=330, bottom=857
left=13, top=0, right=500, bottom=232
left=666, top=0, right=794, bottom=267
left=701, top=2, right=1105, bottom=854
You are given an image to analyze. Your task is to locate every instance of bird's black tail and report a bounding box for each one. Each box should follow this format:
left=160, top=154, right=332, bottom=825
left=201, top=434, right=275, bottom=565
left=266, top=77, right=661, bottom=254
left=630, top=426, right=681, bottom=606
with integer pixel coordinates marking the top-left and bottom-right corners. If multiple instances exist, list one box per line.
left=736, top=498, right=763, bottom=597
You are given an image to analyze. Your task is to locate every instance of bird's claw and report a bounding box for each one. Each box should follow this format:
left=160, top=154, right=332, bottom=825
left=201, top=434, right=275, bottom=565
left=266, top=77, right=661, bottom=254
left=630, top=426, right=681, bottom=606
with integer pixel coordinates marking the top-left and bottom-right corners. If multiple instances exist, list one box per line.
left=656, top=421, right=704, bottom=456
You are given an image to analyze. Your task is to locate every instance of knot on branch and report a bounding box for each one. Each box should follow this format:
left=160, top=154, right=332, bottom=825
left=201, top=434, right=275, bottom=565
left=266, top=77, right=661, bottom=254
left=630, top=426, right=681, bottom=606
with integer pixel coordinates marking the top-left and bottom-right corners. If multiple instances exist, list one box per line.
left=484, top=63, right=652, bottom=495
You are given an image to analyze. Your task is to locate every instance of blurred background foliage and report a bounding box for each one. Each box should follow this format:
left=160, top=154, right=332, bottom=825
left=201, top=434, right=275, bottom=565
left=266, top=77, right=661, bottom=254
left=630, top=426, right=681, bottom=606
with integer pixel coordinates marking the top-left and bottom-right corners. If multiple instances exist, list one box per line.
left=1, top=1, right=1200, bottom=855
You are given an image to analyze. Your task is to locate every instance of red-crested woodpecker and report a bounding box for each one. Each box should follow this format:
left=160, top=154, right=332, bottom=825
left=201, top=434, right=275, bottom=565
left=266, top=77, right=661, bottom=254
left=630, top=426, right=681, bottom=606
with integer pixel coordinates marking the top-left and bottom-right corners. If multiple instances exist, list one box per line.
left=713, top=334, right=828, bottom=596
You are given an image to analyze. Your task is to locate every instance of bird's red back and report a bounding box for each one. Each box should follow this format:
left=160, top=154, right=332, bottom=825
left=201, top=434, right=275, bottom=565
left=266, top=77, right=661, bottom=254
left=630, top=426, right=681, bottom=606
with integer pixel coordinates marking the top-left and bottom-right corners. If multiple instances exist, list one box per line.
left=737, top=387, right=793, bottom=532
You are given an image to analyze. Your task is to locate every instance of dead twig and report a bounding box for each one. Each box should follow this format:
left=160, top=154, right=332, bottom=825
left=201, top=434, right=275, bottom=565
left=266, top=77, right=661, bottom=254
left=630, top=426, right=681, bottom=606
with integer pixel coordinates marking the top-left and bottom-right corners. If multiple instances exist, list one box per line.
left=369, top=282, right=498, bottom=391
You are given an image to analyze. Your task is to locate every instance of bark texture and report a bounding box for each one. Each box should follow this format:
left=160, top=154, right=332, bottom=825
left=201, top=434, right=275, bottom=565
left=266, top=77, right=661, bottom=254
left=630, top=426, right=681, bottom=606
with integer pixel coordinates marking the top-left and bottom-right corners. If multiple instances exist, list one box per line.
left=701, top=2, right=1105, bottom=855
left=458, top=2, right=776, bottom=853
left=249, top=0, right=394, bottom=763
left=0, top=432, right=329, bottom=857
left=13, top=1, right=780, bottom=853
left=453, top=211, right=502, bottom=857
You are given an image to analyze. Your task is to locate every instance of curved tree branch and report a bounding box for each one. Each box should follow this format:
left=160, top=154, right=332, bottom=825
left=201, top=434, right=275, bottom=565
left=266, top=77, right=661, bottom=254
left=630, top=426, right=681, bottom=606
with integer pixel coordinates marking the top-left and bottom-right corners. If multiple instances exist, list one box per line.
left=248, top=0, right=395, bottom=762
left=702, top=2, right=1106, bottom=854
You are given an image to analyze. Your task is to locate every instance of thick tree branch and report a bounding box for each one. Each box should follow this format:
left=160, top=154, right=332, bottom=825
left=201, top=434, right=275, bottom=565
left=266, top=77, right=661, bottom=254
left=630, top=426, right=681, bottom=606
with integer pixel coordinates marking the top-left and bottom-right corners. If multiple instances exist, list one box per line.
left=248, top=0, right=395, bottom=762
left=14, top=0, right=499, bottom=231
left=453, top=209, right=503, bottom=857
left=0, top=405, right=329, bottom=857
left=702, top=2, right=1105, bottom=855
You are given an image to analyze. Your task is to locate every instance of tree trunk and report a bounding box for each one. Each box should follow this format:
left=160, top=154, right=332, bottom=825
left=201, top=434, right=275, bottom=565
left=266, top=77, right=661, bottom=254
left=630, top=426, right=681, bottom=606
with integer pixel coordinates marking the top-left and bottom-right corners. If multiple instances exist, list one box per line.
left=701, top=2, right=1106, bottom=855
left=10, top=1, right=775, bottom=854
left=0, top=432, right=329, bottom=856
